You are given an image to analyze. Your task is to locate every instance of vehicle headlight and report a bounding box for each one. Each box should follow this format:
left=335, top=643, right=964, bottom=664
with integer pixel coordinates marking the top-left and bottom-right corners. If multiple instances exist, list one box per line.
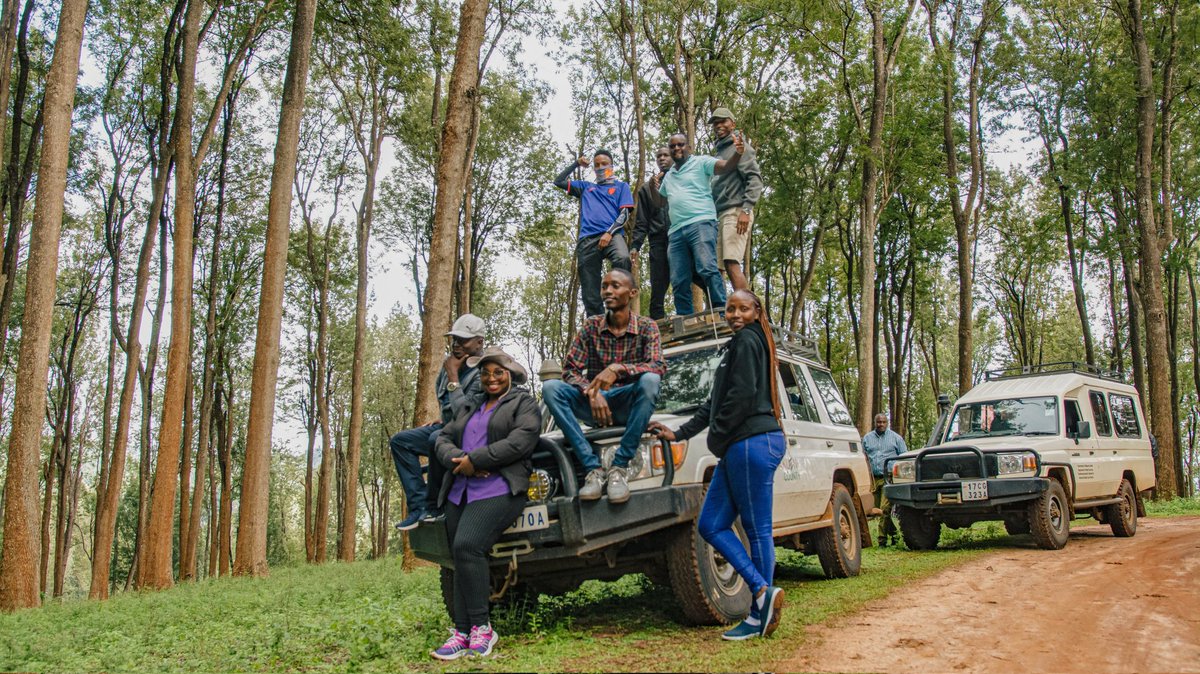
left=627, top=437, right=687, bottom=480
left=526, top=469, right=558, bottom=503
left=996, top=452, right=1038, bottom=476
left=890, top=459, right=915, bottom=483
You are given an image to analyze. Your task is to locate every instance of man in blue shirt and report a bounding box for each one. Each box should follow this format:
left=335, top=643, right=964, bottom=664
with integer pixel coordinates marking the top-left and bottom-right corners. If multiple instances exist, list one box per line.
left=863, top=413, right=909, bottom=546
left=649, top=132, right=744, bottom=315
left=554, top=150, right=635, bottom=317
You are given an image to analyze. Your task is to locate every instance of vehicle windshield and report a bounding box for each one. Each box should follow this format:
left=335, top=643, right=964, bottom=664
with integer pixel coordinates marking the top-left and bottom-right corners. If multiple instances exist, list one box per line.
left=655, top=346, right=722, bottom=415
left=945, top=396, right=1059, bottom=441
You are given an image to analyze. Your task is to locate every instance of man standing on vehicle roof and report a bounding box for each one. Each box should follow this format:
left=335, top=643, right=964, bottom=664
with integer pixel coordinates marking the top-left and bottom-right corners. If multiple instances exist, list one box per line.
left=541, top=269, right=665, bottom=505
left=390, top=314, right=487, bottom=530
left=553, top=149, right=635, bottom=317
left=708, top=107, right=762, bottom=292
left=863, top=413, right=908, bottom=546
left=648, top=131, right=744, bottom=315
left=631, top=146, right=675, bottom=320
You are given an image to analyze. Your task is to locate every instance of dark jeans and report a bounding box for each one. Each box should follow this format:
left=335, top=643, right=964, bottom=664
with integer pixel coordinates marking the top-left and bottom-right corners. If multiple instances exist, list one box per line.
left=389, top=423, right=445, bottom=515
left=698, top=431, right=785, bottom=597
left=577, top=232, right=631, bottom=317
left=445, top=491, right=527, bottom=632
left=873, top=477, right=897, bottom=541
left=540, top=374, right=661, bottom=472
left=668, top=220, right=726, bottom=315
left=647, top=233, right=670, bottom=319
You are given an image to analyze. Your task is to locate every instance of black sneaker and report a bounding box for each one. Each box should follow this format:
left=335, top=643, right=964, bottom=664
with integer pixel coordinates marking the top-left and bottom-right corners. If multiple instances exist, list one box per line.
left=421, top=508, right=445, bottom=523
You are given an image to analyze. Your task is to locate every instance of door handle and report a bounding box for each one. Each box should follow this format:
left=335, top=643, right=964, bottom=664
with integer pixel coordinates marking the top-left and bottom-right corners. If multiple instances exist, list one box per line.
left=826, top=440, right=835, bottom=447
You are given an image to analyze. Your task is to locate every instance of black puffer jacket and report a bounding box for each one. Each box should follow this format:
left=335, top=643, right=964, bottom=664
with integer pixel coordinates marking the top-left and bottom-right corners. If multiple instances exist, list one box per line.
left=674, top=322, right=781, bottom=458
left=434, top=390, right=542, bottom=504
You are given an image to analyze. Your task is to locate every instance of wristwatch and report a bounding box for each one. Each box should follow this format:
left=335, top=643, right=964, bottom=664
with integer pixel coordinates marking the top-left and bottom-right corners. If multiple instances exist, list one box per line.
left=446, top=382, right=460, bottom=392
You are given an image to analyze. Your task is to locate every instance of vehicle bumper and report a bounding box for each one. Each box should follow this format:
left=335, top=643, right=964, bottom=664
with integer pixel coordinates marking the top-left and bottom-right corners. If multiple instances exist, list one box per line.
left=884, top=477, right=1049, bottom=512
left=410, top=483, right=706, bottom=568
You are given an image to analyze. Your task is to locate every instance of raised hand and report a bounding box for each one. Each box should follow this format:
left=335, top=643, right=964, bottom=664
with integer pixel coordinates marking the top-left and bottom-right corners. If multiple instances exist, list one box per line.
left=733, top=130, right=746, bottom=155
left=577, top=155, right=590, bottom=167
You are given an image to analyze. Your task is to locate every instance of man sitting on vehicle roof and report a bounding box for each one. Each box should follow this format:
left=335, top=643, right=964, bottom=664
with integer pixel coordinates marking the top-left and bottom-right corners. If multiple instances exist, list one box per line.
left=541, top=269, right=665, bottom=505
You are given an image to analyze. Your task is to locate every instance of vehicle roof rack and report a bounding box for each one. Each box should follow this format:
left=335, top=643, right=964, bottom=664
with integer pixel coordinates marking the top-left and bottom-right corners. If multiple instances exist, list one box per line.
left=983, top=361, right=1126, bottom=383
left=656, top=310, right=823, bottom=364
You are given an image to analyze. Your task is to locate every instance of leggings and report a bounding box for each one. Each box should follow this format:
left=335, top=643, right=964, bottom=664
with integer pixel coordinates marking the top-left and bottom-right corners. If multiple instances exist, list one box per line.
left=697, top=431, right=785, bottom=597
left=444, top=491, right=527, bottom=632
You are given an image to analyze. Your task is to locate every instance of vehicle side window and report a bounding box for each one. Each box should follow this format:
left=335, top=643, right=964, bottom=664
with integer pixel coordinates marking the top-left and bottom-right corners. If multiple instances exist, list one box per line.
left=1108, top=394, right=1142, bottom=438
left=1064, top=399, right=1083, bottom=435
left=779, top=362, right=819, bottom=422
left=809, top=368, right=854, bottom=426
left=1088, top=391, right=1112, bottom=436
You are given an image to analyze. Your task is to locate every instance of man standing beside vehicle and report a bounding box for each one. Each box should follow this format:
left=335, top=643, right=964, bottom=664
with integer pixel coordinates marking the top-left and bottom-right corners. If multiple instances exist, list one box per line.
left=390, top=314, right=486, bottom=530
left=709, top=108, right=762, bottom=292
left=553, top=149, right=635, bottom=317
left=631, top=146, right=674, bottom=319
left=541, top=269, right=665, bottom=504
left=863, top=413, right=908, bottom=546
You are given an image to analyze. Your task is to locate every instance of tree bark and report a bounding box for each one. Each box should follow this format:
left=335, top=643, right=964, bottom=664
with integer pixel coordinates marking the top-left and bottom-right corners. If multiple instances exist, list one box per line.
left=235, top=0, right=318, bottom=577
left=1122, top=0, right=1176, bottom=497
left=414, top=0, right=490, bottom=426
left=0, top=0, right=88, bottom=612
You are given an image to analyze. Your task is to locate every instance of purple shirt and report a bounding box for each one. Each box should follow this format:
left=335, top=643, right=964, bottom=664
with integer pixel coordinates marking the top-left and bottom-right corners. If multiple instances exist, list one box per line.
left=448, top=404, right=510, bottom=504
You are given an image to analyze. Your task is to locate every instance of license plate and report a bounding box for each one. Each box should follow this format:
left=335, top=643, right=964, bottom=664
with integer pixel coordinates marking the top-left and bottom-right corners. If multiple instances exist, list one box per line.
left=961, top=480, right=988, bottom=501
left=505, top=504, right=549, bottom=534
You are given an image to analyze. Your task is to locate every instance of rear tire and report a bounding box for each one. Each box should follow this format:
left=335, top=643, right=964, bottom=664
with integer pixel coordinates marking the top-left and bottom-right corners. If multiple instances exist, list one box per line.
left=439, top=566, right=455, bottom=622
left=1105, top=478, right=1138, bottom=538
left=898, top=506, right=941, bottom=550
left=1003, top=518, right=1030, bottom=536
left=814, top=484, right=862, bottom=578
left=666, top=522, right=750, bottom=625
left=1028, top=480, right=1070, bottom=550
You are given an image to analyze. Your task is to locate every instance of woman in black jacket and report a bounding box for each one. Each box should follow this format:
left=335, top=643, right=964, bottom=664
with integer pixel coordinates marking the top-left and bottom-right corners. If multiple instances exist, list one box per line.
left=430, top=347, right=541, bottom=661
left=649, top=290, right=786, bottom=641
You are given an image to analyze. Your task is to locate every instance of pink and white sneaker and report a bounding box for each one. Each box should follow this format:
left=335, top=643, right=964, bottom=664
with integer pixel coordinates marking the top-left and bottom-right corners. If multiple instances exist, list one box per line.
left=468, top=624, right=498, bottom=657
left=431, top=629, right=470, bottom=660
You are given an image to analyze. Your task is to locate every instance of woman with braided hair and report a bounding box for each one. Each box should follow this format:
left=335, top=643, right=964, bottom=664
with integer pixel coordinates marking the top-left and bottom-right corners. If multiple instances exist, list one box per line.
left=649, top=289, right=786, bottom=640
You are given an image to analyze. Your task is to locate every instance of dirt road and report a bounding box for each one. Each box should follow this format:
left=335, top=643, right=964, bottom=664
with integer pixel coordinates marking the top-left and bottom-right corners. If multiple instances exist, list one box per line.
left=779, top=516, right=1200, bottom=674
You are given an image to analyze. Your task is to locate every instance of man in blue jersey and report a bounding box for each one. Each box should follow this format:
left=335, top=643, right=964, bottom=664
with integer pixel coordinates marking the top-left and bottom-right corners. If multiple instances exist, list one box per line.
left=554, top=149, right=635, bottom=317
left=649, top=132, right=745, bottom=315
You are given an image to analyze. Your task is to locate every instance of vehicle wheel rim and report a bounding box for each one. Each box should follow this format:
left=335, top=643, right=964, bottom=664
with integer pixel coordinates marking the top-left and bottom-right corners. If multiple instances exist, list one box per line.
left=1049, top=495, right=1064, bottom=531
left=1121, top=488, right=1134, bottom=525
left=838, top=504, right=854, bottom=554
left=706, top=543, right=743, bottom=597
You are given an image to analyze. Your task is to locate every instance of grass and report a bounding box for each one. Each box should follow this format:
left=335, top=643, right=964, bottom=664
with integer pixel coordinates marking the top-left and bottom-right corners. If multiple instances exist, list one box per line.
left=6, top=503, right=1196, bottom=672
left=1145, top=495, right=1200, bottom=517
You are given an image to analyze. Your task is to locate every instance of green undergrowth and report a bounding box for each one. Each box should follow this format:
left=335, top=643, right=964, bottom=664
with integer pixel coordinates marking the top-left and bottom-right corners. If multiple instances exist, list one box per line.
left=0, top=536, right=988, bottom=673
left=8, top=506, right=1193, bottom=672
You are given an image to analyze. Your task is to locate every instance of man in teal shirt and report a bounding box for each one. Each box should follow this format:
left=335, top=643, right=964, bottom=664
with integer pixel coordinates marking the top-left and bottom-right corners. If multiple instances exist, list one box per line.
left=649, top=132, right=745, bottom=315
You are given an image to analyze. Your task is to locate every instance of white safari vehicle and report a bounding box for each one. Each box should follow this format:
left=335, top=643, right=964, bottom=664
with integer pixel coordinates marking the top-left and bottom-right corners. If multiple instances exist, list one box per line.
left=884, top=363, right=1156, bottom=550
left=411, top=311, right=875, bottom=625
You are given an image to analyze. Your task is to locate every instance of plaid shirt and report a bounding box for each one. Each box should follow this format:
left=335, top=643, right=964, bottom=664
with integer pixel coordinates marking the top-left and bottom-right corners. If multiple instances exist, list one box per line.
left=562, top=313, right=665, bottom=390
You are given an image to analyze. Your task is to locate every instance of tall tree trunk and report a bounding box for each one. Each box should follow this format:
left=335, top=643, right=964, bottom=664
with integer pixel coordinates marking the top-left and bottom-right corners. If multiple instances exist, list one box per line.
left=1123, top=0, right=1176, bottom=497
left=0, top=0, right=20, bottom=310
left=0, top=0, right=87, bottom=612
left=855, top=0, right=916, bottom=433
left=414, top=0, right=490, bottom=425
left=235, top=0, right=318, bottom=577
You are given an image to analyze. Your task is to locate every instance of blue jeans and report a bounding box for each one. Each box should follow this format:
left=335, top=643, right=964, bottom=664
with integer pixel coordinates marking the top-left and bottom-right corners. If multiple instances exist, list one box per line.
left=668, top=220, right=726, bottom=315
left=389, top=423, right=444, bottom=514
left=541, top=374, right=661, bottom=472
left=697, top=431, right=785, bottom=596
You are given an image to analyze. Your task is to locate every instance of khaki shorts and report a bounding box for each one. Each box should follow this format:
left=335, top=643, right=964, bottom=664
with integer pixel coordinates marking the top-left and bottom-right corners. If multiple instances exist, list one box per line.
left=717, top=206, right=753, bottom=264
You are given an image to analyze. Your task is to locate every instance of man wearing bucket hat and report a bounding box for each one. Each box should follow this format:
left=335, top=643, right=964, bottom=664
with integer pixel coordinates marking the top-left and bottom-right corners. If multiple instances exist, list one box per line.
left=430, top=346, right=541, bottom=660
left=708, top=107, right=762, bottom=292
left=390, top=313, right=486, bottom=530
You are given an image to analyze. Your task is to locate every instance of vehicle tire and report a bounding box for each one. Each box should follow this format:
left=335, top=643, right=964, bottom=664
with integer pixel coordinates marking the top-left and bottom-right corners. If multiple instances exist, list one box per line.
left=1028, top=479, right=1070, bottom=550
left=1105, top=478, right=1138, bottom=538
left=814, top=484, right=862, bottom=578
left=665, top=522, right=750, bottom=625
left=439, top=566, right=455, bottom=621
left=897, top=506, right=941, bottom=550
left=1003, top=518, right=1030, bottom=536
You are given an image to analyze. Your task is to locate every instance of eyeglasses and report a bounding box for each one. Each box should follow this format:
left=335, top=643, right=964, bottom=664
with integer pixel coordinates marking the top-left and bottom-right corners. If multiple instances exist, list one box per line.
left=668, top=142, right=686, bottom=148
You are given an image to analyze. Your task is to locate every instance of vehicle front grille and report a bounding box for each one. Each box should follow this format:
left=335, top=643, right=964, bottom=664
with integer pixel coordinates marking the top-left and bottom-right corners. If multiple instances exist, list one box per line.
left=918, top=453, right=994, bottom=480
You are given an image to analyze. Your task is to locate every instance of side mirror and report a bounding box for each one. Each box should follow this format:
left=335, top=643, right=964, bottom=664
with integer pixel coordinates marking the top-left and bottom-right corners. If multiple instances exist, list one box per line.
left=1071, top=420, right=1092, bottom=443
